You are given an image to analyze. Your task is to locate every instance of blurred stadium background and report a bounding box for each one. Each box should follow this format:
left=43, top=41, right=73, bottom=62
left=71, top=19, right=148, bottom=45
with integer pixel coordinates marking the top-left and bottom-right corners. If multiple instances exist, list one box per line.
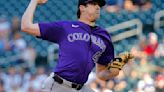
left=0, top=0, right=164, bottom=92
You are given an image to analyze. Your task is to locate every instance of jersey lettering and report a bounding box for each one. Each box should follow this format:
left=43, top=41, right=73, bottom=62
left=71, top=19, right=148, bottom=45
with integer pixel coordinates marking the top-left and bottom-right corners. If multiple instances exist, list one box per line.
left=67, top=33, right=90, bottom=42
left=67, top=33, right=106, bottom=62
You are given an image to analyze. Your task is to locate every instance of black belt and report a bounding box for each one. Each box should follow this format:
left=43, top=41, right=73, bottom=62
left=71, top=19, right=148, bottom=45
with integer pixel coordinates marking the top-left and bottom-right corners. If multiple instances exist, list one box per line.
left=53, top=74, right=84, bottom=90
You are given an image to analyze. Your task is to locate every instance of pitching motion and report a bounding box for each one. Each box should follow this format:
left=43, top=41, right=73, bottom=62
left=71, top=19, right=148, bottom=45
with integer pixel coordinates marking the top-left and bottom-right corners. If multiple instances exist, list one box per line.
left=21, top=0, right=134, bottom=92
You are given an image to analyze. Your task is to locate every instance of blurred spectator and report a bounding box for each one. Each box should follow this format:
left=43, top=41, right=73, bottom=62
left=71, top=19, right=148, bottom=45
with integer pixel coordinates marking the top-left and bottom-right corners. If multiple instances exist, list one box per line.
left=21, top=46, right=36, bottom=70
left=18, top=67, right=31, bottom=92
left=106, top=80, right=115, bottom=92
left=126, top=70, right=139, bottom=91
left=89, top=80, right=100, bottom=92
left=0, top=69, right=6, bottom=83
left=141, top=0, right=152, bottom=11
left=4, top=67, right=21, bottom=92
left=0, top=15, right=11, bottom=40
left=106, top=0, right=152, bottom=12
left=137, top=73, right=155, bottom=92
left=155, top=37, right=164, bottom=58
left=130, top=45, right=147, bottom=60
left=154, top=37, right=164, bottom=67
left=11, top=32, right=27, bottom=52
left=155, top=74, right=164, bottom=92
left=132, top=0, right=152, bottom=11
left=124, top=0, right=139, bottom=12
left=105, top=0, right=124, bottom=12
left=138, top=35, right=147, bottom=51
left=0, top=15, right=11, bottom=54
left=123, top=60, right=137, bottom=76
left=114, top=80, right=127, bottom=92
left=130, top=35, right=147, bottom=65
left=28, top=86, right=35, bottom=92
left=113, top=71, right=128, bottom=92
left=115, top=71, right=125, bottom=82
left=27, top=67, right=47, bottom=92
left=27, top=74, right=37, bottom=92
left=102, top=87, right=113, bottom=92
left=134, top=57, right=162, bottom=77
left=96, top=78, right=107, bottom=92
left=0, top=79, right=5, bottom=92
left=144, top=32, right=159, bottom=56
left=11, top=16, right=21, bottom=38
left=132, top=0, right=149, bottom=6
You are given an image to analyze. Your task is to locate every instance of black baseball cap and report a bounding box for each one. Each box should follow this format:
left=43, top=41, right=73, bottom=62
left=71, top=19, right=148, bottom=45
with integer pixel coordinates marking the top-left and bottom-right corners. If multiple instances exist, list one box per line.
left=78, top=0, right=106, bottom=7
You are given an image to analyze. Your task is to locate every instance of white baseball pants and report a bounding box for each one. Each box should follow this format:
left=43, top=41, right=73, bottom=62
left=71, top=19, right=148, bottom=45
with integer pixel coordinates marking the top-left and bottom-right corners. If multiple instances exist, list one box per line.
left=41, top=73, right=94, bottom=92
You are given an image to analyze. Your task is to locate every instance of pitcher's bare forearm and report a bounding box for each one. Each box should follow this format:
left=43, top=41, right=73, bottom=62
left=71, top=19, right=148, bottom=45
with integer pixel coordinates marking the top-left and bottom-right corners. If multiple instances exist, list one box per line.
left=96, top=64, right=119, bottom=81
left=97, top=68, right=119, bottom=81
left=21, top=0, right=40, bottom=36
left=22, top=0, right=37, bottom=29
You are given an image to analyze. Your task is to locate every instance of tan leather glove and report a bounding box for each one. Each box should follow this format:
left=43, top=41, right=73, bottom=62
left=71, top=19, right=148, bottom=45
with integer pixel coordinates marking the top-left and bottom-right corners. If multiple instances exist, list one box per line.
left=108, top=52, right=134, bottom=70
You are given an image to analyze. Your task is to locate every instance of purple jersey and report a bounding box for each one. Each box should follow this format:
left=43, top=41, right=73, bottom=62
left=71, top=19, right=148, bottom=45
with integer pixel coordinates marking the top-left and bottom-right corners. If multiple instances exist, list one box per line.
left=38, top=21, right=114, bottom=84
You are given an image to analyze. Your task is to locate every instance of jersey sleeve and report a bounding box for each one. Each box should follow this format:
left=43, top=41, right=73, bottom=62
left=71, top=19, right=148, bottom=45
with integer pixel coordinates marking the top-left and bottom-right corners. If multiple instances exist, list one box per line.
left=97, top=40, right=114, bottom=65
left=38, top=21, right=65, bottom=43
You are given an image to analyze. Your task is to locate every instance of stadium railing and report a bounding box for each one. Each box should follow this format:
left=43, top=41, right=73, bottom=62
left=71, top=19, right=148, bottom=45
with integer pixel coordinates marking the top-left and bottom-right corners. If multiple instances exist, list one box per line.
left=154, top=10, right=164, bottom=30
left=106, top=19, right=143, bottom=42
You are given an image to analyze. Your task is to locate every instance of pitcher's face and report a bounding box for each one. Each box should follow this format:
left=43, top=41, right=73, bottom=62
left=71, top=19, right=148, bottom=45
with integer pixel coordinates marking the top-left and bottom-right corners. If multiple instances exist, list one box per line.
left=82, top=2, right=101, bottom=22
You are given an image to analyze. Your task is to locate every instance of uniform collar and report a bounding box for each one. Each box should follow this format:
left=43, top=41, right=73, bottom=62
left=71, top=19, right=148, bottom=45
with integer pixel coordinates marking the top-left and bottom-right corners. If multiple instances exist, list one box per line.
left=75, top=21, right=100, bottom=30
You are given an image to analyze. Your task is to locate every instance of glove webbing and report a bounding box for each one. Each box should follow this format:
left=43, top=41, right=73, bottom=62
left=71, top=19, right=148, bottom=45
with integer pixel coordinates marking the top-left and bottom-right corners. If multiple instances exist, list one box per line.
left=108, top=57, right=124, bottom=70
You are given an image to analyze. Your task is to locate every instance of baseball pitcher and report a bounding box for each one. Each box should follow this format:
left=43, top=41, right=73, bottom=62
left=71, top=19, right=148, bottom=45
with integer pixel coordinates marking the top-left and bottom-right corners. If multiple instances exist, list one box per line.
left=21, top=0, right=134, bottom=92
